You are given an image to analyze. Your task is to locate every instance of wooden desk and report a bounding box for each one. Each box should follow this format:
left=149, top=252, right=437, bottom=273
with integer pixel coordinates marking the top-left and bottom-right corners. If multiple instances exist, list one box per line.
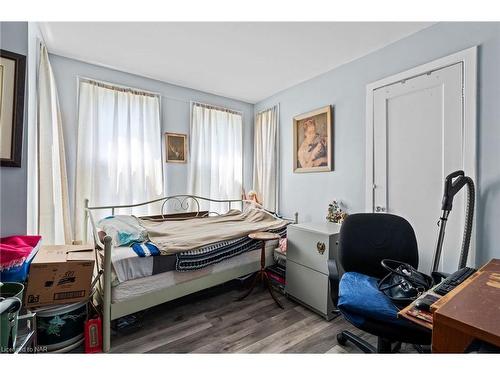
left=399, top=259, right=500, bottom=353
left=432, top=258, right=500, bottom=352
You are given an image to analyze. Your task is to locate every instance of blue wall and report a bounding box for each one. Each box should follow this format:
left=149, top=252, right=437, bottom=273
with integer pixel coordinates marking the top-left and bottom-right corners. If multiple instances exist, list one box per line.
left=49, top=54, right=255, bottom=218
left=255, top=22, right=500, bottom=266
left=0, top=22, right=28, bottom=237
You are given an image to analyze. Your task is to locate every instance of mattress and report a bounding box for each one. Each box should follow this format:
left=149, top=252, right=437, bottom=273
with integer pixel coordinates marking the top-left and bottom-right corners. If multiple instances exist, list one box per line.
left=112, top=240, right=277, bottom=303
left=111, top=227, right=286, bottom=283
left=111, top=246, right=177, bottom=283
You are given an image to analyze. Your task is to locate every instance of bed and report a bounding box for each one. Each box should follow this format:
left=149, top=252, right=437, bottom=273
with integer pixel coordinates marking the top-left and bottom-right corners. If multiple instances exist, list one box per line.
left=84, top=195, right=297, bottom=352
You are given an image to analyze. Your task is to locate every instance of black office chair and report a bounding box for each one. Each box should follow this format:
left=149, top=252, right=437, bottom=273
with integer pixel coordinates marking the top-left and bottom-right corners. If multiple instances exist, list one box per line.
left=328, top=213, right=431, bottom=353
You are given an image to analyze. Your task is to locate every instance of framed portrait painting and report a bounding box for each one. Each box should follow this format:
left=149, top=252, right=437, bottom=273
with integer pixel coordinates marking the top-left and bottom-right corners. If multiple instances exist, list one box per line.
left=293, top=105, right=333, bottom=173
left=0, top=49, right=26, bottom=167
left=165, top=132, right=187, bottom=163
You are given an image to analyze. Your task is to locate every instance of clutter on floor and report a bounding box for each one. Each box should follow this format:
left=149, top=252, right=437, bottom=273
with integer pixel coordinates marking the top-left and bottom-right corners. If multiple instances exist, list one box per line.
left=24, top=244, right=94, bottom=308
left=0, top=239, right=99, bottom=353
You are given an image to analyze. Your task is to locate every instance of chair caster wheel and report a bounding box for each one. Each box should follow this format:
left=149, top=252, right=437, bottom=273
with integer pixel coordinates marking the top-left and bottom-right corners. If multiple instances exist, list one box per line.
left=337, top=332, right=347, bottom=345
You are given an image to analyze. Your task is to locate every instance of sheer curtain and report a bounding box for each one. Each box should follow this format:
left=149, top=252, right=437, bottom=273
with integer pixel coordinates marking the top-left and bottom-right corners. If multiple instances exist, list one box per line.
left=188, top=102, right=243, bottom=213
left=74, top=80, right=163, bottom=242
left=37, top=44, right=73, bottom=244
left=253, top=105, right=279, bottom=212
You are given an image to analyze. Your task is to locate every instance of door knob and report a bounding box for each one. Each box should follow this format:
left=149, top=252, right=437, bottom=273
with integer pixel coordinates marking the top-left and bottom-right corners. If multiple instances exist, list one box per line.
left=375, top=206, right=386, bottom=212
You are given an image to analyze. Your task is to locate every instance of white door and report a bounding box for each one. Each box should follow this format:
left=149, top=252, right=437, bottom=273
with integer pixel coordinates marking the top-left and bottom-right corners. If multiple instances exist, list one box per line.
left=372, top=63, right=465, bottom=273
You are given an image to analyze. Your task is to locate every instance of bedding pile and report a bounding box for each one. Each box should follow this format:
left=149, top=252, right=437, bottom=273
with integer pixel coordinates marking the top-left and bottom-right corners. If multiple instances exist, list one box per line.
left=98, top=206, right=289, bottom=282
left=138, top=207, right=289, bottom=254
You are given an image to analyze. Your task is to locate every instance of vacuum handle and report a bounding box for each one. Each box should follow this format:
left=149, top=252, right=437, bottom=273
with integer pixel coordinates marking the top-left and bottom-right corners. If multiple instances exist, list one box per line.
left=442, top=170, right=466, bottom=211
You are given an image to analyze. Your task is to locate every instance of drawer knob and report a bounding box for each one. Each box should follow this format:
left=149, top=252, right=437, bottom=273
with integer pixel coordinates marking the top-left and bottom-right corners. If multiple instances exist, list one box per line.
left=316, top=241, right=326, bottom=254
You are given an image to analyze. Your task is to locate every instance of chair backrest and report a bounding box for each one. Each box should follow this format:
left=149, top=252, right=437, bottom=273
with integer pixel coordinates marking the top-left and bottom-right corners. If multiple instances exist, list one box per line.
left=338, top=213, right=419, bottom=279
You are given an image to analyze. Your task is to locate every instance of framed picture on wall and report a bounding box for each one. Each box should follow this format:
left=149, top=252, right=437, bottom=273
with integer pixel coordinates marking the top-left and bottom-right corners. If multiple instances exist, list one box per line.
left=293, top=105, right=333, bottom=173
left=165, top=132, right=187, bottom=163
left=0, top=49, right=26, bottom=167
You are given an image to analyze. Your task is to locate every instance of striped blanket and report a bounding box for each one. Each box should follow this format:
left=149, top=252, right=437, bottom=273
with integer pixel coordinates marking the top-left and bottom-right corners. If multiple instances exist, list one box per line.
left=175, top=226, right=287, bottom=272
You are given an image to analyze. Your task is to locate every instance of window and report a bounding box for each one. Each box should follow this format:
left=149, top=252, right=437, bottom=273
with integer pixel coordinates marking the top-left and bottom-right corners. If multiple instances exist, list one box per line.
left=74, top=79, right=163, bottom=241
left=188, top=102, right=243, bottom=213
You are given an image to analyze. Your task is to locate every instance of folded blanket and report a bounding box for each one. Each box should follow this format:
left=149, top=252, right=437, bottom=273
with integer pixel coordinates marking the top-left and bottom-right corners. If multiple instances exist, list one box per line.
left=139, top=207, right=289, bottom=255
left=0, top=235, right=42, bottom=271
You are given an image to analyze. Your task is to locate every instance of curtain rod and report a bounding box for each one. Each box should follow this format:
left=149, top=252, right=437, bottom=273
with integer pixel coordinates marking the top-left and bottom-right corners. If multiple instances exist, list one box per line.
left=191, top=101, right=243, bottom=115
left=78, top=76, right=162, bottom=98
left=77, top=76, right=246, bottom=114
left=256, top=103, right=279, bottom=115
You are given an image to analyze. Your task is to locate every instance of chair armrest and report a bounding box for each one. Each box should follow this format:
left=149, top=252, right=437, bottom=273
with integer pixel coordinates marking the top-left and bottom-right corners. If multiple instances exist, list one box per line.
left=328, top=259, right=340, bottom=307
left=328, top=259, right=340, bottom=281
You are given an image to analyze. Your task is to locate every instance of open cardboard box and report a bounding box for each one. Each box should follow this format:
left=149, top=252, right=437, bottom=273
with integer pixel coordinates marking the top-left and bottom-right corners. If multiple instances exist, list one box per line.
left=24, top=245, right=95, bottom=308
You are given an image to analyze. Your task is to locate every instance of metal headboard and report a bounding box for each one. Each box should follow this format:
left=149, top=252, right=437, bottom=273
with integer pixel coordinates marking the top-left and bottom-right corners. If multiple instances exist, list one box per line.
left=84, top=194, right=298, bottom=248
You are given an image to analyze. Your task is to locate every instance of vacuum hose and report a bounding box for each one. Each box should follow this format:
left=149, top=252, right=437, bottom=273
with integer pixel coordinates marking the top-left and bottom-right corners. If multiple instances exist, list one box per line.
left=458, top=177, right=475, bottom=269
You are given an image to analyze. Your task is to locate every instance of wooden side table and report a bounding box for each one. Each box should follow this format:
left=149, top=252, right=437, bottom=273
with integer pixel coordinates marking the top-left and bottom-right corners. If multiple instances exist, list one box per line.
left=237, top=232, right=283, bottom=309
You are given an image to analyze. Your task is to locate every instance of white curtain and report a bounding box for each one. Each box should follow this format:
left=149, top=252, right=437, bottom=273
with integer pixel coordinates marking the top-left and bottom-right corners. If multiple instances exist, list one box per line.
left=74, top=80, right=163, bottom=242
left=37, top=45, right=73, bottom=244
left=188, top=103, right=243, bottom=213
left=253, top=105, right=279, bottom=212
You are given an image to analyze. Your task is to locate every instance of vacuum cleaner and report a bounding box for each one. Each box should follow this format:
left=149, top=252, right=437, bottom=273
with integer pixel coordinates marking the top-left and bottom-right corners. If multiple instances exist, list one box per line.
left=431, top=170, right=475, bottom=273
left=377, top=170, right=476, bottom=307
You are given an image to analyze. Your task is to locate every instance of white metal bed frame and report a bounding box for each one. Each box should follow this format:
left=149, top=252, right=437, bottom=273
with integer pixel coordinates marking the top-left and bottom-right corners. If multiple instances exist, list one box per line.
left=84, top=195, right=297, bottom=352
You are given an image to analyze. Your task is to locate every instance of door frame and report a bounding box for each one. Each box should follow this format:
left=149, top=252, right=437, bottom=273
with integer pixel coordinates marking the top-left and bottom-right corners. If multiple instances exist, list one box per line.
left=365, top=46, right=477, bottom=211
left=365, top=46, right=477, bottom=266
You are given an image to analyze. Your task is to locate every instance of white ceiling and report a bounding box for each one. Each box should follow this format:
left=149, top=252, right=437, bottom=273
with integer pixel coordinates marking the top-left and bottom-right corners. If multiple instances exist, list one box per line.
left=40, top=22, right=434, bottom=103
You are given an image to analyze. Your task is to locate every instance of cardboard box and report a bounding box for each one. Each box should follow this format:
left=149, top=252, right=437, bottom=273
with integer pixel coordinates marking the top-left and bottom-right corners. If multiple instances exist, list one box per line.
left=25, top=245, right=95, bottom=308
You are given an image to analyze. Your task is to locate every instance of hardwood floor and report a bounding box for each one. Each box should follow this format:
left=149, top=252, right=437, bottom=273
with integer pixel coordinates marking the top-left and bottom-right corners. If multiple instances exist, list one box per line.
left=110, top=281, right=416, bottom=353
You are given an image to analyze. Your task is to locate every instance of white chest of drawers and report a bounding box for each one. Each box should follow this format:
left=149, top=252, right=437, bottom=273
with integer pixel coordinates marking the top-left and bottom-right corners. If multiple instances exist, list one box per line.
left=285, top=221, right=341, bottom=320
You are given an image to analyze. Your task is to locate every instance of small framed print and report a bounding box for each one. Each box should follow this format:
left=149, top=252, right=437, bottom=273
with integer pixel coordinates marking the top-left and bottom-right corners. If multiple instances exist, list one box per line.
left=0, top=49, right=26, bottom=167
left=165, top=132, right=187, bottom=163
left=293, top=105, right=333, bottom=173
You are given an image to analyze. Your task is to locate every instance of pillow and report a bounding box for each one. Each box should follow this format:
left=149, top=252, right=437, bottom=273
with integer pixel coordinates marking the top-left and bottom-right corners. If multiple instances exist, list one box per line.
left=98, top=215, right=149, bottom=247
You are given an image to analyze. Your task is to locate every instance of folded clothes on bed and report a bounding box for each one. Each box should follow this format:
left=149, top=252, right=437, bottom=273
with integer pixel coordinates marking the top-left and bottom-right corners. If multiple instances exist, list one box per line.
left=131, top=241, right=160, bottom=257
left=98, top=215, right=149, bottom=247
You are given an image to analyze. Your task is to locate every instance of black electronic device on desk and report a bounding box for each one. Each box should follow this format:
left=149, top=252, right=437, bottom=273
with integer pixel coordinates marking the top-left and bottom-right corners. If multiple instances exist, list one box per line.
left=433, top=266, right=476, bottom=296
left=411, top=267, right=476, bottom=316
left=414, top=294, right=440, bottom=312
